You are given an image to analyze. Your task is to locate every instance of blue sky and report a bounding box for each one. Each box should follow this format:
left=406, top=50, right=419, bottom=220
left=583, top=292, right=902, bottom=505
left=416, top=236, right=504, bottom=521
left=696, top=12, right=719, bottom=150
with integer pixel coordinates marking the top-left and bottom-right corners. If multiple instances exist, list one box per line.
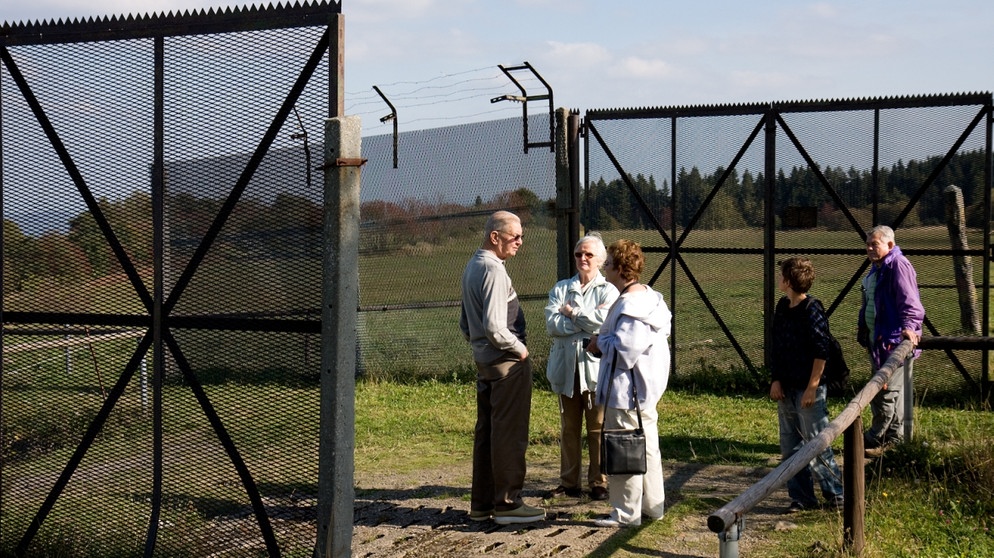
left=4, top=0, right=992, bottom=136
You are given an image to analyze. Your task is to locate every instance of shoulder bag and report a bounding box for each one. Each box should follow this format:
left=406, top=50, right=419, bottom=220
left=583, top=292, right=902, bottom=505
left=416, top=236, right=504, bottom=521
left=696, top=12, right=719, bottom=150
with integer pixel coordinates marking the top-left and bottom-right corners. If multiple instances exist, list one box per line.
left=600, top=352, right=647, bottom=475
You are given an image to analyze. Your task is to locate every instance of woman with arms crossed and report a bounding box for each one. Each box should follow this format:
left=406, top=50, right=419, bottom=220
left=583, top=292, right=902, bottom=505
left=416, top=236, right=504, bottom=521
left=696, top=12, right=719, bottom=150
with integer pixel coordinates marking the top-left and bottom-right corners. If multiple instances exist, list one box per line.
left=545, top=233, right=618, bottom=501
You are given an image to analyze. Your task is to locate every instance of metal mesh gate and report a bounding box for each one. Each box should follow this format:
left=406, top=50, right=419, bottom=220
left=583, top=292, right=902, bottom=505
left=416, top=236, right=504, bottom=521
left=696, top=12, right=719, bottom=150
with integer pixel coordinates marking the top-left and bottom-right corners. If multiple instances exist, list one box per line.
left=584, top=95, right=992, bottom=399
left=2, top=3, right=338, bottom=556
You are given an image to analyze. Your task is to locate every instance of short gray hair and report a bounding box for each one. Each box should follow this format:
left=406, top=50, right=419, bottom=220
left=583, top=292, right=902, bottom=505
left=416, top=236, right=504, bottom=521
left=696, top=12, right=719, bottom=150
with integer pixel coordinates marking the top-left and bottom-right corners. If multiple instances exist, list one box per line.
left=867, top=225, right=895, bottom=243
left=484, top=210, right=520, bottom=236
left=575, top=232, right=607, bottom=266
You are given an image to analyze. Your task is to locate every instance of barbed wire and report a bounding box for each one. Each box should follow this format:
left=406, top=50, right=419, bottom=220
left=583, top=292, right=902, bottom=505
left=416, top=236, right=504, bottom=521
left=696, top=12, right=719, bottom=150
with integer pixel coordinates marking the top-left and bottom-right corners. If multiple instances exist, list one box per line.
left=347, top=65, right=543, bottom=132
left=346, top=65, right=496, bottom=96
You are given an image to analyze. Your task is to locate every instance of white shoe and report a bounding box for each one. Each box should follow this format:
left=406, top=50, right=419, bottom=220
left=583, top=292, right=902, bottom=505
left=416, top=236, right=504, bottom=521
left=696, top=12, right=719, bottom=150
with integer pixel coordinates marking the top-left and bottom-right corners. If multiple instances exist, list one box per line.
left=594, top=516, right=622, bottom=528
left=594, top=512, right=639, bottom=528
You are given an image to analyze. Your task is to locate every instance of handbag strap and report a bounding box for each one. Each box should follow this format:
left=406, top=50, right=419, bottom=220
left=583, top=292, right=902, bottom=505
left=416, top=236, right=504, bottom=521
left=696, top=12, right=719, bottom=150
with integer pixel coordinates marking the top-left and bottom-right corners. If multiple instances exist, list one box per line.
left=603, top=351, right=644, bottom=430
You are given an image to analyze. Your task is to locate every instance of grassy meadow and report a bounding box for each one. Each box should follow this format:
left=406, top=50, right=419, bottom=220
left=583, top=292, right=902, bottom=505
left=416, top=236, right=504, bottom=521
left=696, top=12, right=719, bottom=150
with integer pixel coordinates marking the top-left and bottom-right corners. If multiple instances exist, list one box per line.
left=359, top=224, right=988, bottom=403
left=2, top=223, right=992, bottom=556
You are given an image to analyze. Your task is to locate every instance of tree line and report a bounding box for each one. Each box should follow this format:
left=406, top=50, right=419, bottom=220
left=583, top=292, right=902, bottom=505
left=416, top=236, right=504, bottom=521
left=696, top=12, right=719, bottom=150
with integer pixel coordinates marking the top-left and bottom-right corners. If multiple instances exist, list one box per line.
left=3, top=148, right=987, bottom=295
left=582, top=148, right=989, bottom=231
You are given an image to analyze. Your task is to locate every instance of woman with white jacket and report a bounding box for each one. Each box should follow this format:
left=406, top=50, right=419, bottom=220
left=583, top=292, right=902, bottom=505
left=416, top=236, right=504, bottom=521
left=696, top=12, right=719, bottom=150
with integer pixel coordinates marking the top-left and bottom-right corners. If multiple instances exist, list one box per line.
left=544, top=233, right=618, bottom=501
left=590, top=239, right=671, bottom=528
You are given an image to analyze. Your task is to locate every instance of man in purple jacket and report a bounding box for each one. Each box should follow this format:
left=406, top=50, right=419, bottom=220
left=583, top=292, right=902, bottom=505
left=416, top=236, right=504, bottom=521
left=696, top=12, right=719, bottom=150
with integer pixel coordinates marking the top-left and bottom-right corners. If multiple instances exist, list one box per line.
left=858, top=225, right=925, bottom=457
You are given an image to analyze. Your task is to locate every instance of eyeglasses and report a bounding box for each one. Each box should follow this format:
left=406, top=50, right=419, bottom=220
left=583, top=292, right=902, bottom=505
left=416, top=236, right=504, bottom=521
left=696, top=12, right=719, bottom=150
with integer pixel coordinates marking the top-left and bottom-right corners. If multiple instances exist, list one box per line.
left=499, top=232, right=523, bottom=242
left=574, top=251, right=595, bottom=259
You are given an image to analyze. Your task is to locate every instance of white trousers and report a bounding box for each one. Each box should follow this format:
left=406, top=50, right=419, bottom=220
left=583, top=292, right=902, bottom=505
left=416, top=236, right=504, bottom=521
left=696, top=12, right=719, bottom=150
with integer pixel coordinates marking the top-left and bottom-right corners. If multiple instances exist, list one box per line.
left=604, top=403, right=664, bottom=525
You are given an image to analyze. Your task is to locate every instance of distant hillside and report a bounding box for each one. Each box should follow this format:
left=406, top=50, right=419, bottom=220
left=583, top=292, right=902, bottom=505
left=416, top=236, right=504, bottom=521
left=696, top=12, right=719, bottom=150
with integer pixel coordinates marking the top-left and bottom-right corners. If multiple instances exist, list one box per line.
left=3, top=115, right=556, bottom=238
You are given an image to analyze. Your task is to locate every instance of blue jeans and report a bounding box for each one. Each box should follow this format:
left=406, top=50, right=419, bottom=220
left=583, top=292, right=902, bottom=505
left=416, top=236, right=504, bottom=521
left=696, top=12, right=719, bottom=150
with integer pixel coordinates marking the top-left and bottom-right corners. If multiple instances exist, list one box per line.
left=778, top=385, right=844, bottom=507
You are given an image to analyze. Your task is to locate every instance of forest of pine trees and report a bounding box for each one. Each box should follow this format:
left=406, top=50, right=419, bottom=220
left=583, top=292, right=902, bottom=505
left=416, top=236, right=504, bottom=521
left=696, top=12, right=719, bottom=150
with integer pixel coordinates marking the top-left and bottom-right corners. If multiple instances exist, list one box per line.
left=582, top=148, right=989, bottom=231
left=2, top=149, right=989, bottom=295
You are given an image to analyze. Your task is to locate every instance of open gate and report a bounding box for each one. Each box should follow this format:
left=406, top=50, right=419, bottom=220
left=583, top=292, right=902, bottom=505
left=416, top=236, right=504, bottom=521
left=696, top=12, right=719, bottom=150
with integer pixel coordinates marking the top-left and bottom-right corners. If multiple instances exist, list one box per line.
left=2, top=3, right=340, bottom=555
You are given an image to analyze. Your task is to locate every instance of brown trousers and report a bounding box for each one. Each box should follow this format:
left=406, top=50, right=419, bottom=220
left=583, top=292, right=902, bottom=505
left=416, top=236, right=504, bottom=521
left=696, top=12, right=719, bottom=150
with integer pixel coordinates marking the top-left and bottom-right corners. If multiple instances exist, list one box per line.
left=471, top=356, right=533, bottom=512
left=558, top=382, right=607, bottom=490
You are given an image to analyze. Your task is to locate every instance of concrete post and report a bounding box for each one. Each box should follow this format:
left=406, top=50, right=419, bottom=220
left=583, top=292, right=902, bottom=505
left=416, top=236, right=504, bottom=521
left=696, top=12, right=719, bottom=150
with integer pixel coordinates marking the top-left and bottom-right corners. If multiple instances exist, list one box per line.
left=315, top=115, right=361, bottom=558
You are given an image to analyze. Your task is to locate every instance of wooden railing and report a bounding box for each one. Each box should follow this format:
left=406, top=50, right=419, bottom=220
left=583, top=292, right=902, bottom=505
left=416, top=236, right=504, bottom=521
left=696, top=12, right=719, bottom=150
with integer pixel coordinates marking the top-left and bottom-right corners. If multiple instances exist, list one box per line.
left=707, top=339, right=918, bottom=557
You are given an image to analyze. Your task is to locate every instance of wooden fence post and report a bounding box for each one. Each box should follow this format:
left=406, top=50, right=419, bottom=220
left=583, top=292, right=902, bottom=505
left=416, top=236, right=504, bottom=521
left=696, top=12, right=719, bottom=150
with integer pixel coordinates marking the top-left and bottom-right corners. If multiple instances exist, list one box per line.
left=944, top=184, right=980, bottom=334
left=843, top=416, right=866, bottom=555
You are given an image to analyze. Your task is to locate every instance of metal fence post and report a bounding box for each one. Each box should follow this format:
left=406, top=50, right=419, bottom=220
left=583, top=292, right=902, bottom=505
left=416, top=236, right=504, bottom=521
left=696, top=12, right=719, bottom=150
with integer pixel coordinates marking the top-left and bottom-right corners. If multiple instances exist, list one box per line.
left=904, top=355, right=914, bottom=442
left=717, top=517, right=742, bottom=558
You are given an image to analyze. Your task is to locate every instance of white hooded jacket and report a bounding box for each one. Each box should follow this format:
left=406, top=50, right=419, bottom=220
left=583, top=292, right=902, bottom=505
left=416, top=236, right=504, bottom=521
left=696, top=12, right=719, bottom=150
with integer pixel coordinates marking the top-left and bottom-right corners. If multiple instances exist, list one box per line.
left=594, top=287, right=671, bottom=409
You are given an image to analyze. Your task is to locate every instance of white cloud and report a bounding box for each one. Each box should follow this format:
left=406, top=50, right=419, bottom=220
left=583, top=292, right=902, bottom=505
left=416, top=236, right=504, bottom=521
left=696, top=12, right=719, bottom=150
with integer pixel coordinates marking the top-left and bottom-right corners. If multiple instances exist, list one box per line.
left=808, top=2, right=839, bottom=19
left=615, top=56, right=672, bottom=80
left=543, top=40, right=612, bottom=66
left=729, top=70, right=806, bottom=91
left=346, top=0, right=468, bottom=24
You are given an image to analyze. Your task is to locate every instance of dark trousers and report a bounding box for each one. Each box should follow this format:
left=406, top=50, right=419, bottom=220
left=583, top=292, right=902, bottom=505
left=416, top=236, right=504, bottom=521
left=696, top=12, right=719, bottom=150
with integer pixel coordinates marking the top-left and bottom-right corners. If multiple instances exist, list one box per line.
left=471, top=356, right=533, bottom=512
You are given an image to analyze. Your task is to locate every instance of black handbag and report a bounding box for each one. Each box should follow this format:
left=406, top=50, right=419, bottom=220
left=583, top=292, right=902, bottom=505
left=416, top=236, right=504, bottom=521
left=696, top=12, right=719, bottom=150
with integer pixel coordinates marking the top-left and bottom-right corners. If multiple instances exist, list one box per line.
left=600, top=353, right=647, bottom=475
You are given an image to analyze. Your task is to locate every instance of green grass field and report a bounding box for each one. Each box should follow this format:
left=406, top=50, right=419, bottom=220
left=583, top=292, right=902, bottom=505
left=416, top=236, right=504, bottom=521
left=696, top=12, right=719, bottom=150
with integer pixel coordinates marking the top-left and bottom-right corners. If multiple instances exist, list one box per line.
left=2, top=223, right=992, bottom=555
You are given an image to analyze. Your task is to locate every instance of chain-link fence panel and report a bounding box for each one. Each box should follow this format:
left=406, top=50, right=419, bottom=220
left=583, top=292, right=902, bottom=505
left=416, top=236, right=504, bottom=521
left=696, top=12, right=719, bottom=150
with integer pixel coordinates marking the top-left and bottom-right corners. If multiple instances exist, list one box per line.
left=357, top=115, right=557, bottom=380
left=585, top=95, right=991, bottom=401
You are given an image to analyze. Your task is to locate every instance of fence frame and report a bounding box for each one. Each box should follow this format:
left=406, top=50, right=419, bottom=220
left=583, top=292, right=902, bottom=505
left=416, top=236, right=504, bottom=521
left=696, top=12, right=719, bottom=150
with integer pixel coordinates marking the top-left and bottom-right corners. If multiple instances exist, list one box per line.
left=582, top=95, right=994, bottom=402
left=707, top=336, right=990, bottom=557
left=1, top=3, right=344, bottom=556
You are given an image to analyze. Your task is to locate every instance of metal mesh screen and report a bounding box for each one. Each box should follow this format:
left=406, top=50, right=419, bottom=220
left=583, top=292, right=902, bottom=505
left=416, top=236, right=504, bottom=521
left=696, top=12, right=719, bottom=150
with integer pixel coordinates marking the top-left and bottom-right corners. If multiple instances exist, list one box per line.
left=585, top=96, right=991, bottom=398
left=585, top=110, right=770, bottom=376
left=777, top=102, right=988, bottom=396
left=2, top=5, right=335, bottom=556
left=356, top=115, right=557, bottom=379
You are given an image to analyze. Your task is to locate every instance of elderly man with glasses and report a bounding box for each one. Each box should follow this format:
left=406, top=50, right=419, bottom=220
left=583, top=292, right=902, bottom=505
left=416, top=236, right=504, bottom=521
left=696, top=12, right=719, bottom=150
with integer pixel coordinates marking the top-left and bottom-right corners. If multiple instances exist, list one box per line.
left=459, top=210, right=546, bottom=525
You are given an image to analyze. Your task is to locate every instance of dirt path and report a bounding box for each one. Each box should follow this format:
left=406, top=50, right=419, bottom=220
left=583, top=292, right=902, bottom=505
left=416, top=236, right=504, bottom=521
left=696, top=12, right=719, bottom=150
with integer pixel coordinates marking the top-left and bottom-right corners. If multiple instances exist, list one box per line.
left=351, top=459, right=791, bottom=557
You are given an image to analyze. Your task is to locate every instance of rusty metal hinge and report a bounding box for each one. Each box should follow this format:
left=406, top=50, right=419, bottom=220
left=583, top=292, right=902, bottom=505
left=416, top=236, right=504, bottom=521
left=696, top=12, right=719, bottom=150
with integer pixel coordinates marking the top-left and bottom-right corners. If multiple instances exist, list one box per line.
left=318, top=157, right=368, bottom=170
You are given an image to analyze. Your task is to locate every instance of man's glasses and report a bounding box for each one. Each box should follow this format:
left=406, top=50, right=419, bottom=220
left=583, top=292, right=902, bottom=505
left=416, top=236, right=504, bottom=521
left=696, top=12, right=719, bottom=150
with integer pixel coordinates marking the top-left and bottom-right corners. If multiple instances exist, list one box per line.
left=500, top=232, right=523, bottom=242
left=574, top=251, right=595, bottom=259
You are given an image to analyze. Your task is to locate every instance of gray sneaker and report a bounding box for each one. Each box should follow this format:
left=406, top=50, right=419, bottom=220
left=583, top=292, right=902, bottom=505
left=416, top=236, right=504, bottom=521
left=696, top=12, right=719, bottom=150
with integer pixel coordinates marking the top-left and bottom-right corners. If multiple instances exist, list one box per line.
left=469, top=508, right=494, bottom=521
left=493, top=504, right=546, bottom=525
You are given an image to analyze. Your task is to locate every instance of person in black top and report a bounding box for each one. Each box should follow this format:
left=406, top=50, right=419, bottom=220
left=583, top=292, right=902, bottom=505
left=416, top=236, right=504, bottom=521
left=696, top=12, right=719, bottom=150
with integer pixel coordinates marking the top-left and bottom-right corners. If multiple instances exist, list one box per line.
left=769, top=257, right=844, bottom=513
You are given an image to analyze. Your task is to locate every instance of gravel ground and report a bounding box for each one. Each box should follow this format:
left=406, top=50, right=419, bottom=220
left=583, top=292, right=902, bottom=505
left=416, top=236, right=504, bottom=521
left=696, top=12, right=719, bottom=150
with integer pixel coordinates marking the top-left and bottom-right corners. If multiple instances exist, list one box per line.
left=350, top=459, right=794, bottom=557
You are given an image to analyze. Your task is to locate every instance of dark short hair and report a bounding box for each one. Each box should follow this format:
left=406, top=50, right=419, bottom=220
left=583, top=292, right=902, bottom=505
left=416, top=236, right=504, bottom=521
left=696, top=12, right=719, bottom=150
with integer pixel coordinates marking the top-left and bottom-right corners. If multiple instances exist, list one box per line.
left=607, top=239, right=644, bottom=283
left=779, top=256, right=815, bottom=294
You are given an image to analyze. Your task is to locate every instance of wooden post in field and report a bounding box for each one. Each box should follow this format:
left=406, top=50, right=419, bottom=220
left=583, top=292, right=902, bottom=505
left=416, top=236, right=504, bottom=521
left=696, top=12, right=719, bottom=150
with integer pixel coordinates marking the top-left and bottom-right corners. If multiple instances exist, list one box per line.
left=316, top=114, right=361, bottom=558
left=843, top=416, right=866, bottom=555
left=944, top=185, right=981, bottom=334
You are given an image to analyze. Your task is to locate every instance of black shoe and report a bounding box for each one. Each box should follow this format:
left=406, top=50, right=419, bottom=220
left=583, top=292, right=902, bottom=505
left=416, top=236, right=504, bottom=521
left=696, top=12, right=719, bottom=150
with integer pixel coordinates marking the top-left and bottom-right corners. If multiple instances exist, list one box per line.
left=590, top=486, right=608, bottom=501
left=785, top=501, right=806, bottom=514
left=546, top=485, right=582, bottom=498
left=824, top=497, right=844, bottom=511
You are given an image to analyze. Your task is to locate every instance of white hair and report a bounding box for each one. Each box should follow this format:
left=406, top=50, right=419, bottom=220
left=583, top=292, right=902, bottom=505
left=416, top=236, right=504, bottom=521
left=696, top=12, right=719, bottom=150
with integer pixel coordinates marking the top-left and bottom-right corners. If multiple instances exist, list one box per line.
left=868, top=225, right=895, bottom=243
left=575, top=232, right=607, bottom=266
